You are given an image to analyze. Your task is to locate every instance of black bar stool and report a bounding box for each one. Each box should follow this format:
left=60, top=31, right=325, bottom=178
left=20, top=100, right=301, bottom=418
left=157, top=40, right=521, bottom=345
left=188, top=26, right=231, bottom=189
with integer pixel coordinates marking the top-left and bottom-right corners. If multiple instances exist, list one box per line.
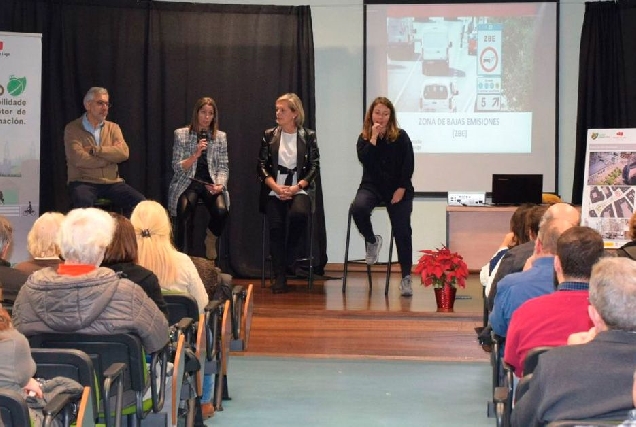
left=261, top=202, right=315, bottom=290
left=342, top=202, right=394, bottom=295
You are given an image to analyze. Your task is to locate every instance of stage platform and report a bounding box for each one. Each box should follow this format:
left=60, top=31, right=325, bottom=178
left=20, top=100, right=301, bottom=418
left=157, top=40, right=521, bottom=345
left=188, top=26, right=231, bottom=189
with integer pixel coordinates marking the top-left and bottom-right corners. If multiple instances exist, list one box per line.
left=232, top=270, right=489, bottom=362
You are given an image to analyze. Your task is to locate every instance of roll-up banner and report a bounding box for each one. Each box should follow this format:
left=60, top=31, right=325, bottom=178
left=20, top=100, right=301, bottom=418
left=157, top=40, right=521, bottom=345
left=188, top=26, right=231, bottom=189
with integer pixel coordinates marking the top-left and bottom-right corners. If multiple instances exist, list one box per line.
left=0, top=32, right=42, bottom=263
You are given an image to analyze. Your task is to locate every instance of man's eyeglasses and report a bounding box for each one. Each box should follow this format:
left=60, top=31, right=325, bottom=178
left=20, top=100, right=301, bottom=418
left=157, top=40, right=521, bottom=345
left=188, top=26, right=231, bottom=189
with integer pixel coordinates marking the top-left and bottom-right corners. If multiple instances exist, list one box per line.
left=94, top=100, right=112, bottom=108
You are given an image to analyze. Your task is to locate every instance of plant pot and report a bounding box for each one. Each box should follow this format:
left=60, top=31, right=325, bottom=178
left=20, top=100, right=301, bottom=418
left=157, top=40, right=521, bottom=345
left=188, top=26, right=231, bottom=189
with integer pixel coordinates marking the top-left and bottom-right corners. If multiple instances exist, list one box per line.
left=434, top=285, right=457, bottom=312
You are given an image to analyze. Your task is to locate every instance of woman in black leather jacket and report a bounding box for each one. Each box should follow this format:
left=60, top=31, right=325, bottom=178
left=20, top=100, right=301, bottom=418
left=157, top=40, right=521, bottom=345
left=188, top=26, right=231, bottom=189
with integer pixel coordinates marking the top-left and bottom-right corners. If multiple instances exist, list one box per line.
left=257, top=93, right=320, bottom=293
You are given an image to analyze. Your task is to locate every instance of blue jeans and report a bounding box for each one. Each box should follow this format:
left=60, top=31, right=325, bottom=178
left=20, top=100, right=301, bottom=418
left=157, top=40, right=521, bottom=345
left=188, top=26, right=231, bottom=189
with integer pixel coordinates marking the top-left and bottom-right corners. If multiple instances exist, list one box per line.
left=201, top=374, right=214, bottom=403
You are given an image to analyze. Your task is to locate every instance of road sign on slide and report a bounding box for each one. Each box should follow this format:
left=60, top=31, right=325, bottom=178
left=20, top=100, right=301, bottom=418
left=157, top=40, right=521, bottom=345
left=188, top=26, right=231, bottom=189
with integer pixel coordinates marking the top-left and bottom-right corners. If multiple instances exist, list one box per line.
left=477, top=23, right=502, bottom=76
left=476, top=94, right=501, bottom=111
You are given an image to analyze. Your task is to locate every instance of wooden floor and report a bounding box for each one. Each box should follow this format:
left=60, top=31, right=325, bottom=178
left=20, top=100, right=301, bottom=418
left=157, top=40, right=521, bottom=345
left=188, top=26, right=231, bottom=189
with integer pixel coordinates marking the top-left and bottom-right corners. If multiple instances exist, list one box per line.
left=232, top=268, right=490, bottom=363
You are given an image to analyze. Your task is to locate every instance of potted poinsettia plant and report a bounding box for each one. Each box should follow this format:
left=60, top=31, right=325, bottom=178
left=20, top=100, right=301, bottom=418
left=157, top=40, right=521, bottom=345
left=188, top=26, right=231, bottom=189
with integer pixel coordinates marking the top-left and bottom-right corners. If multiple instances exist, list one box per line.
left=413, top=245, right=469, bottom=311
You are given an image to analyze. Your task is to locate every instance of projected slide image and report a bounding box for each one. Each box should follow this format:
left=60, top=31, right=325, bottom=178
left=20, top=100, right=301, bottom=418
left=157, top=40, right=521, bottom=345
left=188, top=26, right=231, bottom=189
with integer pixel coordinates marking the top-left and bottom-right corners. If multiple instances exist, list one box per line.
left=387, top=17, right=533, bottom=115
left=587, top=151, right=636, bottom=186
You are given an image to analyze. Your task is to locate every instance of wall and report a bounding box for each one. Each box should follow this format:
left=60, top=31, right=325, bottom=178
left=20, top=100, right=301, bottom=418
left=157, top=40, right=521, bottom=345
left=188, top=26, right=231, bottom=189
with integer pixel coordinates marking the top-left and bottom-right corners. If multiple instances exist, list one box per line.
left=164, top=0, right=586, bottom=265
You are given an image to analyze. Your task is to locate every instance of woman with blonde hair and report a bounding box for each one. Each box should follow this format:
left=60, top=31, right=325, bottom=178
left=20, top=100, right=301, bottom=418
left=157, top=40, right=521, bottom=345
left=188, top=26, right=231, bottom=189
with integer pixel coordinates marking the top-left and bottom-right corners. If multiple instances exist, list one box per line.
left=15, top=212, right=65, bottom=275
left=256, top=93, right=320, bottom=293
left=130, top=200, right=208, bottom=312
left=130, top=200, right=213, bottom=418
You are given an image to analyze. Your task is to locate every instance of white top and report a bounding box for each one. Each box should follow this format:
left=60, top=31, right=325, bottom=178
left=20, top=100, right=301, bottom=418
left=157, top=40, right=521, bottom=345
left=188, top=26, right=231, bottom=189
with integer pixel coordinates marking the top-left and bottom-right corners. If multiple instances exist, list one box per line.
left=270, top=131, right=307, bottom=198
left=161, top=251, right=209, bottom=313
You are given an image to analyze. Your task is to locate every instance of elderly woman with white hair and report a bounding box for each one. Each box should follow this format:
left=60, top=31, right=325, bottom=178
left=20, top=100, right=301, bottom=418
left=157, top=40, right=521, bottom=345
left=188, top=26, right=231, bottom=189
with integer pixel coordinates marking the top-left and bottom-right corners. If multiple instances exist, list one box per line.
left=15, top=212, right=65, bottom=275
left=11, top=207, right=169, bottom=354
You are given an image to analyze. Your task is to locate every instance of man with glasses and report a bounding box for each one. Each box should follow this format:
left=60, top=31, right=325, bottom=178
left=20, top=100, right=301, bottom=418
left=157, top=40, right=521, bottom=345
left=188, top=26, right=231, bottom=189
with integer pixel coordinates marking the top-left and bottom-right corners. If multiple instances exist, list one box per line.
left=64, top=87, right=145, bottom=217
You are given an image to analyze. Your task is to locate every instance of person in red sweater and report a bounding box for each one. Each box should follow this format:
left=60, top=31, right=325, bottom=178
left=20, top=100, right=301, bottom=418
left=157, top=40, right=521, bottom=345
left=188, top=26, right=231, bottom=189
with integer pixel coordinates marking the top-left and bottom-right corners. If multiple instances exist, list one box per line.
left=504, top=226, right=605, bottom=377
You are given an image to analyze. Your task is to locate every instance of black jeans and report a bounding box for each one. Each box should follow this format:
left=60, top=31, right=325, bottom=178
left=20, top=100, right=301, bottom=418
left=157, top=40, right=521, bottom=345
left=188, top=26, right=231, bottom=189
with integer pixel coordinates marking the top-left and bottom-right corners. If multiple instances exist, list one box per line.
left=351, top=188, right=413, bottom=278
left=175, top=182, right=228, bottom=254
left=265, top=194, right=311, bottom=279
left=68, top=181, right=146, bottom=217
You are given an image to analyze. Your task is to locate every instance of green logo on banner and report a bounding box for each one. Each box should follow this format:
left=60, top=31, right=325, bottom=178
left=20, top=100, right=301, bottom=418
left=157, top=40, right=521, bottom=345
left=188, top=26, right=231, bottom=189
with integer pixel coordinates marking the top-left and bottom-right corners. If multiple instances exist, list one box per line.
left=7, top=76, right=26, bottom=96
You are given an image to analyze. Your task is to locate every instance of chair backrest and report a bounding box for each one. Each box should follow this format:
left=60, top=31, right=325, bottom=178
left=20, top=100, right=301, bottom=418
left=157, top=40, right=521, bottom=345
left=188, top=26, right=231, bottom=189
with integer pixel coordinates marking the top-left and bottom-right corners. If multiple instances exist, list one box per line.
left=31, top=348, right=99, bottom=422
left=0, top=389, right=30, bottom=427
left=28, top=333, right=148, bottom=406
left=163, top=292, right=207, bottom=396
left=523, top=346, right=553, bottom=376
left=163, top=292, right=199, bottom=327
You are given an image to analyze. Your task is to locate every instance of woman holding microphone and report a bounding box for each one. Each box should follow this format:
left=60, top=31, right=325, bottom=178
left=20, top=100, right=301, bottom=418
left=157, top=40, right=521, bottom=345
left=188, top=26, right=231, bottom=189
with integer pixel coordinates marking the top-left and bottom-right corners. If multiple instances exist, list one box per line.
left=168, top=97, right=229, bottom=258
left=350, top=96, right=415, bottom=297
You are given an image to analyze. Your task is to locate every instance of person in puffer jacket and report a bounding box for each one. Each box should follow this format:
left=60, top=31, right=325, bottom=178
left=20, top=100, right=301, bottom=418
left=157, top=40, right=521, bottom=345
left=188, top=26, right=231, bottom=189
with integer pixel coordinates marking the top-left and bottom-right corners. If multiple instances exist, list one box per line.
left=11, top=207, right=169, bottom=354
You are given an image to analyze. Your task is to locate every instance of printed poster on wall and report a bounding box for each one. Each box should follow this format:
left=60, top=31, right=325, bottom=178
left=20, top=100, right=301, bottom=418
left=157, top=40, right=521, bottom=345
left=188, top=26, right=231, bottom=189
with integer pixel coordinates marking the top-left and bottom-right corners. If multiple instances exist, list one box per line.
left=0, top=32, right=42, bottom=263
left=580, top=128, right=636, bottom=249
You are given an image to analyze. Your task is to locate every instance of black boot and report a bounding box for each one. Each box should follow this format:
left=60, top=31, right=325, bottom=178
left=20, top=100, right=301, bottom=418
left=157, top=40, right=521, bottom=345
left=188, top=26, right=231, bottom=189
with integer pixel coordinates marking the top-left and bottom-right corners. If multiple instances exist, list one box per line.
left=272, top=274, right=289, bottom=294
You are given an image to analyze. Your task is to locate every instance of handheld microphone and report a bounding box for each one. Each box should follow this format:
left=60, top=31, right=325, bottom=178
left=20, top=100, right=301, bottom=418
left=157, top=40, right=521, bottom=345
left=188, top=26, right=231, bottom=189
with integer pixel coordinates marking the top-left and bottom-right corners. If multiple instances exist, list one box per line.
left=198, top=130, right=208, bottom=155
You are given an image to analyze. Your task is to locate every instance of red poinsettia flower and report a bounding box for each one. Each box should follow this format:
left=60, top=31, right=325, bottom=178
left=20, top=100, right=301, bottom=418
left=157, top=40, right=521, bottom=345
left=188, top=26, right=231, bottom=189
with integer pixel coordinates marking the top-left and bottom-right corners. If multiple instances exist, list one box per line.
left=413, top=245, right=468, bottom=288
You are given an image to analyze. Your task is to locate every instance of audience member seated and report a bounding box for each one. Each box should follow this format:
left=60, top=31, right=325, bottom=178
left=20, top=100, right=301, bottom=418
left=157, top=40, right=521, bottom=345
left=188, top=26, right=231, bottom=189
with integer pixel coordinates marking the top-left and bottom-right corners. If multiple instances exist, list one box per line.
left=480, top=204, right=534, bottom=301
left=488, top=202, right=579, bottom=311
left=130, top=201, right=213, bottom=419
left=0, top=215, right=31, bottom=304
left=617, top=211, right=636, bottom=260
left=512, top=257, right=636, bottom=426
left=490, top=218, right=573, bottom=337
left=11, top=207, right=169, bottom=354
left=0, top=306, right=88, bottom=427
left=487, top=204, right=548, bottom=311
left=504, top=226, right=605, bottom=377
left=0, top=307, right=43, bottom=399
left=15, top=212, right=65, bottom=275
left=189, top=255, right=232, bottom=302
left=130, top=200, right=209, bottom=312
left=101, top=212, right=169, bottom=318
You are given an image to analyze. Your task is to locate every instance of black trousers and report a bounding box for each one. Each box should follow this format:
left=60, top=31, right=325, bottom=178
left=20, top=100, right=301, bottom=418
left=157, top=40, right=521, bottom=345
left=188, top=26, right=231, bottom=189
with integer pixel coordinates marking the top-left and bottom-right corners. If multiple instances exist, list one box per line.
left=351, top=188, right=413, bottom=278
left=68, top=181, right=146, bottom=217
left=176, top=182, right=228, bottom=254
left=265, top=194, right=310, bottom=279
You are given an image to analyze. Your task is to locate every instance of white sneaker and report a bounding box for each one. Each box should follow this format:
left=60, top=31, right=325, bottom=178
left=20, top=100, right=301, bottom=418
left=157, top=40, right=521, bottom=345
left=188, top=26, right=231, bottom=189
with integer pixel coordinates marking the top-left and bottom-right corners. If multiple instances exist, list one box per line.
left=400, top=275, right=413, bottom=297
left=365, top=235, right=383, bottom=265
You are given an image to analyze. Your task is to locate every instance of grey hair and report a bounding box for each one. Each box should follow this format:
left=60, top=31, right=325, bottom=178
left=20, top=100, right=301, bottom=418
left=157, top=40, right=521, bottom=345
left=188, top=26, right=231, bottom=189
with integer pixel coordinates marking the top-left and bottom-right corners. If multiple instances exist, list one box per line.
left=83, top=87, right=108, bottom=104
left=589, top=257, right=636, bottom=331
left=537, top=218, right=572, bottom=254
left=0, top=215, right=12, bottom=253
left=58, top=208, right=115, bottom=266
left=27, top=212, right=65, bottom=258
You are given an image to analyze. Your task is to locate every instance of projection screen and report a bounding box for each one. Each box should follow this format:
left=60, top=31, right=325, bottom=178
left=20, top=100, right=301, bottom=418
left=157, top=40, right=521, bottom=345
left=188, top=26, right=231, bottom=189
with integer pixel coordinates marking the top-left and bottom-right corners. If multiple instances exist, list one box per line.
left=364, top=0, right=559, bottom=194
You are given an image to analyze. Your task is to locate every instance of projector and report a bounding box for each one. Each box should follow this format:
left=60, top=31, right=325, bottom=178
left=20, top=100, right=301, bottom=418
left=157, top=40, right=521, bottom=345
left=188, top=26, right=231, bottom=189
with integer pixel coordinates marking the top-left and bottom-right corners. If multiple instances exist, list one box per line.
left=448, top=192, right=486, bottom=206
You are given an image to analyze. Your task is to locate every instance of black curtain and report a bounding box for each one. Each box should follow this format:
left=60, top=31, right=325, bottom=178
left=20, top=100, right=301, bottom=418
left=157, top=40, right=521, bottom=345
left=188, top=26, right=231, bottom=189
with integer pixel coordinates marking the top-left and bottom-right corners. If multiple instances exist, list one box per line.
left=0, top=0, right=327, bottom=278
left=571, top=1, right=636, bottom=204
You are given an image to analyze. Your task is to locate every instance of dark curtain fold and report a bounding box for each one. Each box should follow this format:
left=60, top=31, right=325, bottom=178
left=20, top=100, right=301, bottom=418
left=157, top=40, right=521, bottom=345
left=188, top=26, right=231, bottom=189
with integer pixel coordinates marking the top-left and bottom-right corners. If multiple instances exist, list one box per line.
left=0, top=0, right=327, bottom=278
left=572, top=1, right=629, bottom=204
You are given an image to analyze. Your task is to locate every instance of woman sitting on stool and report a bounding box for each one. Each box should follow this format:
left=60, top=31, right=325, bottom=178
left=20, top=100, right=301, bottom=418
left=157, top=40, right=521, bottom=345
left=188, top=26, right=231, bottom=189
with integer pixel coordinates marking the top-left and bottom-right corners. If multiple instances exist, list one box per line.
left=351, top=96, right=414, bottom=297
left=257, top=93, right=320, bottom=294
left=168, top=97, right=229, bottom=263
